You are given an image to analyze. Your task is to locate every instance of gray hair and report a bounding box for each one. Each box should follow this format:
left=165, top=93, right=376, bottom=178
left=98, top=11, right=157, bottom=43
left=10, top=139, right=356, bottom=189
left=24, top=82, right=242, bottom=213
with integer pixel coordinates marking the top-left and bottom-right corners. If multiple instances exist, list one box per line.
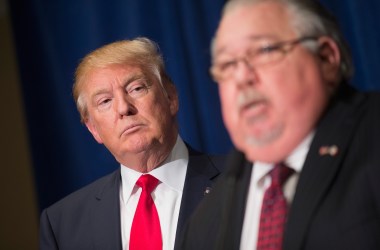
left=213, top=0, right=353, bottom=81
left=73, top=37, right=172, bottom=122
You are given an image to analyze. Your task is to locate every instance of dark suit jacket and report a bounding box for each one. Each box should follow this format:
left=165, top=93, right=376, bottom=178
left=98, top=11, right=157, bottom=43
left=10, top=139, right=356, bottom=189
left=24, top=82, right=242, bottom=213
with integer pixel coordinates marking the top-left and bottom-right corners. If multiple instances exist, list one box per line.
left=40, top=146, right=225, bottom=250
left=179, top=85, right=380, bottom=250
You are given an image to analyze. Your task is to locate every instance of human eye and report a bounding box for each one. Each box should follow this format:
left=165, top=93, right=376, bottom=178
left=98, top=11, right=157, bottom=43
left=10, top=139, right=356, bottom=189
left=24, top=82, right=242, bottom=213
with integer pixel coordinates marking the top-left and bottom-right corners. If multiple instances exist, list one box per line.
left=257, top=44, right=281, bottom=54
left=127, top=81, right=149, bottom=98
left=250, top=44, right=283, bottom=66
left=99, top=98, right=111, bottom=105
left=220, top=60, right=237, bottom=71
left=96, top=97, right=112, bottom=111
left=214, top=59, right=238, bottom=78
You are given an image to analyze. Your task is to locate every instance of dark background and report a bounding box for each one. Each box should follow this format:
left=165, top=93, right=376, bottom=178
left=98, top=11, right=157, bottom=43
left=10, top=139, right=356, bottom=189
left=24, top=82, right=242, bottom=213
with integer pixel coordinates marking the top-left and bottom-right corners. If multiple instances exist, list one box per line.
left=2, top=0, right=380, bottom=248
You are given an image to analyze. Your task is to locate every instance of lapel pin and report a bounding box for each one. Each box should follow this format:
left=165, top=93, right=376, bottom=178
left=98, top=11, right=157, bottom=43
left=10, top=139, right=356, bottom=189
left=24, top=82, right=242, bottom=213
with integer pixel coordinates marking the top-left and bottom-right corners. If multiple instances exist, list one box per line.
left=204, top=187, right=212, bottom=195
left=319, top=145, right=339, bottom=156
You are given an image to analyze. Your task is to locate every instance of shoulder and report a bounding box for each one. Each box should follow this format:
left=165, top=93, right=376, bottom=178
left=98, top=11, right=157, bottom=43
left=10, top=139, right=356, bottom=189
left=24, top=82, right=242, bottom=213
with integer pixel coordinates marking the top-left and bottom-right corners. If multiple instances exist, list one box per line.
left=365, top=91, right=380, bottom=112
left=342, top=87, right=380, bottom=127
left=43, top=169, right=120, bottom=215
left=336, top=83, right=380, bottom=111
left=40, top=169, right=121, bottom=249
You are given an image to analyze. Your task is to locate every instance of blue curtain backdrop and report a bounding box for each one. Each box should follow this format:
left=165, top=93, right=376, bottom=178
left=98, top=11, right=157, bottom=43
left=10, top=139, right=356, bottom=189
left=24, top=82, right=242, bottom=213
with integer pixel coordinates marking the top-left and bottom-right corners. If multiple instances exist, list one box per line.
left=8, top=0, right=380, bottom=211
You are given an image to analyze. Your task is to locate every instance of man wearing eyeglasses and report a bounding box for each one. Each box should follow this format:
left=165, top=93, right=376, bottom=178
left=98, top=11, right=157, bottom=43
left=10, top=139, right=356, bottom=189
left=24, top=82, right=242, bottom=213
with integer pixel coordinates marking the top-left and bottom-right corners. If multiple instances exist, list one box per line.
left=180, top=0, right=380, bottom=249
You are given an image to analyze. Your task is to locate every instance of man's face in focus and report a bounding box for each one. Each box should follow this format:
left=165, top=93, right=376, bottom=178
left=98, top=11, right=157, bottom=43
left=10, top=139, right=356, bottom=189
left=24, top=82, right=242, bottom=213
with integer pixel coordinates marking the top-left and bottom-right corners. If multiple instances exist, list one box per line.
left=82, top=64, right=178, bottom=165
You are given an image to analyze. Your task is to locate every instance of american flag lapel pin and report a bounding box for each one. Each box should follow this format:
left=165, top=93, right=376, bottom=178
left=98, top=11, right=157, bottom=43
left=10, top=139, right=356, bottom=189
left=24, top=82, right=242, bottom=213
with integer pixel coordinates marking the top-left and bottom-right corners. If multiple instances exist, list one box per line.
left=319, top=145, right=339, bottom=156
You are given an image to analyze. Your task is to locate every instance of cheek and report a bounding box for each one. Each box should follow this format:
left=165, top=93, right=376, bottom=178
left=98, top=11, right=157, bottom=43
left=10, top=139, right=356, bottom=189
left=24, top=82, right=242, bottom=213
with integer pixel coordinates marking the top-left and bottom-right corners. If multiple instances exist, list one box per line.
left=268, top=68, right=328, bottom=130
left=94, top=118, right=114, bottom=138
left=265, top=61, right=322, bottom=108
left=140, top=98, right=172, bottom=128
left=219, top=86, right=240, bottom=133
left=89, top=107, right=119, bottom=132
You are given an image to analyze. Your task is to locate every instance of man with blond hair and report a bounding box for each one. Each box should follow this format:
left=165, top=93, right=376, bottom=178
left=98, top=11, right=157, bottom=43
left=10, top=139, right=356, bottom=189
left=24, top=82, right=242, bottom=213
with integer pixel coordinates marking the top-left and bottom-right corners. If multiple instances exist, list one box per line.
left=40, top=37, right=225, bottom=250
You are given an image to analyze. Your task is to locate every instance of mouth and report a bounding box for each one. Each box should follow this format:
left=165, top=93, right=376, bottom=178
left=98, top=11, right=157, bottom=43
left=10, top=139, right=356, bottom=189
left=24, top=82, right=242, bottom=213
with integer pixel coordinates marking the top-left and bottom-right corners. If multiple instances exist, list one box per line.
left=240, top=99, right=269, bottom=123
left=120, top=123, right=145, bottom=137
left=237, top=91, right=268, bottom=121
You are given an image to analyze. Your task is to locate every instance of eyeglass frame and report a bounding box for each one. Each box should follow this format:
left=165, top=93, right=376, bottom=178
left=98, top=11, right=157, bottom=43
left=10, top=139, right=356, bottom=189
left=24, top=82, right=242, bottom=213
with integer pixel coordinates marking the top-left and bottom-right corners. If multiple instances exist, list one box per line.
left=210, top=36, right=319, bottom=83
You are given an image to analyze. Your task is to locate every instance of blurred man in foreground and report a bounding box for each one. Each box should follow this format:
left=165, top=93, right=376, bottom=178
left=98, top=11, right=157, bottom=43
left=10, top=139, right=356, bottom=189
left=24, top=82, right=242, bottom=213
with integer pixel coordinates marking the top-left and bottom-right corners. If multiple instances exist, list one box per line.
left=180, top=0, right=380, bottom=249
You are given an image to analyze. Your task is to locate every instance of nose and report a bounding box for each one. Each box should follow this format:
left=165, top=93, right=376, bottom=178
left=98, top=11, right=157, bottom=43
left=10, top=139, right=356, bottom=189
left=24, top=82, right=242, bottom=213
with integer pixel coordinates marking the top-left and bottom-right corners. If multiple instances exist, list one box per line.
left=114, top=92, right=136, bottom=117
left=233, top=58, right=257, bottom=87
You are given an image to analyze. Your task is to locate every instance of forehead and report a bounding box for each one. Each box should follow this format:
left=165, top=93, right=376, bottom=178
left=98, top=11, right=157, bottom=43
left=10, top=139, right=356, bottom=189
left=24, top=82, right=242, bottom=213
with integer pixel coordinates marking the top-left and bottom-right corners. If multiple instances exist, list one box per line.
left=214, top=2, right=297, bottom=55
left=81, top=64, right=151, bottom=94
left=84, top=64, right=148, bottom=85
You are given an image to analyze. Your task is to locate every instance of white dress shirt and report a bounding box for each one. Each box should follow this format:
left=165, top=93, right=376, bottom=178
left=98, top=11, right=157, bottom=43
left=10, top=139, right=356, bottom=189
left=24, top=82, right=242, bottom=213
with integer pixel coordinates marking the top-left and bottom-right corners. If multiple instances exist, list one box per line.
left=240, top=132, right=315, bottom=250
left=119, top=136, right=189, bottom=250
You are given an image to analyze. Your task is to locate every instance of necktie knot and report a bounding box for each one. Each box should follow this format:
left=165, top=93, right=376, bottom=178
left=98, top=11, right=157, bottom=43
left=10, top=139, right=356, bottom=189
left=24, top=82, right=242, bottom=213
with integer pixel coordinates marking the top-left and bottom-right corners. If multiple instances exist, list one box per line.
left=270, top=163, right=294, bottom=187
left=136, top=174, right=159, bottom=194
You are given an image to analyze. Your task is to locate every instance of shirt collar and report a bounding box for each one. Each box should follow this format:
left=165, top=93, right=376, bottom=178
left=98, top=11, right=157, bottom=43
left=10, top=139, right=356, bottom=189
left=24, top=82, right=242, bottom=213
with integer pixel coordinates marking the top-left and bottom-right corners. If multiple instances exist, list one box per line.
left=120, top=135, right=189, bottom=204
left=284, top=130, right=315, bottom=173
left=253, top=131, right=315, bottom=184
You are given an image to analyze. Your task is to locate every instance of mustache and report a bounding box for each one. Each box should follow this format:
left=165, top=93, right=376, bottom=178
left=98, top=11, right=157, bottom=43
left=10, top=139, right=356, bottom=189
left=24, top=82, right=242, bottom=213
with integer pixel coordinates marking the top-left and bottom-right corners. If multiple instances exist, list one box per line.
left=237, top=90, right=268, bottom=110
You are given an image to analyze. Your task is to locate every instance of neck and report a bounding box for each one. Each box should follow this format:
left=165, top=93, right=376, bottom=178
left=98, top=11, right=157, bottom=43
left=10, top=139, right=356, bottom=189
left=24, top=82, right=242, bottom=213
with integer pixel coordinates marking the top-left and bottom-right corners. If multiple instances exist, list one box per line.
left=119, top=136, right=177, bottom=173
left=128, top=151, right=171, bottom=173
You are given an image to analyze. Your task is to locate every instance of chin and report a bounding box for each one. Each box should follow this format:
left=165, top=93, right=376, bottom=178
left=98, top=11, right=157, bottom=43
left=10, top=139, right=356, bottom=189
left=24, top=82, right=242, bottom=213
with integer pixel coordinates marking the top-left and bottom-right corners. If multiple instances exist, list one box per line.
left=239, top=132, right=286, bottom=163
left=244, top=146, right=287, bottom=164
left=245, top=125, right=283, bottom=145
left=123, top=138, right=151, bottom=153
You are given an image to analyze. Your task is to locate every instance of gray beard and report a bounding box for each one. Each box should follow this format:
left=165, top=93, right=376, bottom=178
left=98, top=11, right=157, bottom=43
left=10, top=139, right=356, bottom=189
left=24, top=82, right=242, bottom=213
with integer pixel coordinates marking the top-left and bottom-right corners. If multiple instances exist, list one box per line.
left=244, top=123, right=284, bottom=147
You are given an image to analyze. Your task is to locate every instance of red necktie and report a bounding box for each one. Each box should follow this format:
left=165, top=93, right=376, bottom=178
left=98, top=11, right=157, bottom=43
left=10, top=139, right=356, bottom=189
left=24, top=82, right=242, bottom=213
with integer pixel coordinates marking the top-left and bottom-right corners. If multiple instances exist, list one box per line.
left=130, top=174, right=162, bottom=250
left=257, top=163, right=294, bottom=250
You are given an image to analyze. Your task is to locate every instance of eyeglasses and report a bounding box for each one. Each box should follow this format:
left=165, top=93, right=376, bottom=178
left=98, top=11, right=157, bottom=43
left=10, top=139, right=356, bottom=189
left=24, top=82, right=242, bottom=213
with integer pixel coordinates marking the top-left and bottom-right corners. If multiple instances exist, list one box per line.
left=210, top=36, right=318, bottom=82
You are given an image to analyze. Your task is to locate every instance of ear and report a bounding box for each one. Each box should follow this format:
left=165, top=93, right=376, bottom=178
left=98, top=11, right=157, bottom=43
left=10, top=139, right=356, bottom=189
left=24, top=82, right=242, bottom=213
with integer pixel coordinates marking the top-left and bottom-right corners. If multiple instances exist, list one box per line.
left=165, top=83, right=179, bottom=116
left=317, top=36, right=341, bottom=89
left=84, top=118, right=103, bottom=144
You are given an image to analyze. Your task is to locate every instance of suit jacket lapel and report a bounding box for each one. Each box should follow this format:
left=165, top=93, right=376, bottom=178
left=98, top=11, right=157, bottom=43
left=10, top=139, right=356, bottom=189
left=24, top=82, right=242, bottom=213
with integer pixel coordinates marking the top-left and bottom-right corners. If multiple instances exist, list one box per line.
left=284, top=87, right=367, bottom=250
left=91, top=169, right=123, bottom=250
left=174, top=147, right=222, bottom=248
left=87, top=148, right=223, bottom=249
left=216, top=150, right=253, bottom=250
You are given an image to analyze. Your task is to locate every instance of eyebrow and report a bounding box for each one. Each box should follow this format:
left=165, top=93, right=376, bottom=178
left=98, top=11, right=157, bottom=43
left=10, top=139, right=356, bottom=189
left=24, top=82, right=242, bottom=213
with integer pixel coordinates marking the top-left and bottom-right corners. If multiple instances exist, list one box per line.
left=124, top=74, right=146, bottom=86
left=214, top=34, right=279, bottom=57
left=89, top=74, right=147, bottom=102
